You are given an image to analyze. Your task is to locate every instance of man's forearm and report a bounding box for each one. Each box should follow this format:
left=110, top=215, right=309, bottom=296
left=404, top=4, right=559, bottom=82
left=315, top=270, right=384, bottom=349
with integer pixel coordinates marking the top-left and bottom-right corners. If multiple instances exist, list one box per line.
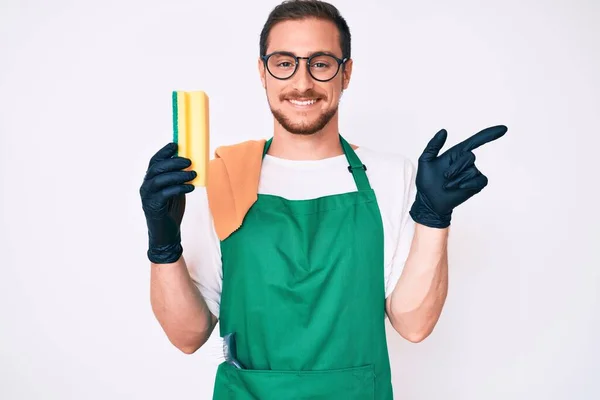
left=150, top=255, right=217, bottom=354
left=386, top=223, right=449, bottom=342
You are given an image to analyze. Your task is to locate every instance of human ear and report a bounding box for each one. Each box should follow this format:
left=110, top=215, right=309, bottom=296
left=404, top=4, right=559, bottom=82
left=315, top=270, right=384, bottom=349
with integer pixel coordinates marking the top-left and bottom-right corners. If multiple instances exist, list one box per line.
left=341, top=58, right=353, bottom=90
left=258, top=57, right=266, bottom=89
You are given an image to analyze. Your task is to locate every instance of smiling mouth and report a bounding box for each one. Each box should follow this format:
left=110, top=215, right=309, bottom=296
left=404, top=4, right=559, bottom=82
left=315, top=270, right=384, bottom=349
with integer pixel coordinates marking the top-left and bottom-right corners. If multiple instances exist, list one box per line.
left=287, top=98, right=320, bottom=106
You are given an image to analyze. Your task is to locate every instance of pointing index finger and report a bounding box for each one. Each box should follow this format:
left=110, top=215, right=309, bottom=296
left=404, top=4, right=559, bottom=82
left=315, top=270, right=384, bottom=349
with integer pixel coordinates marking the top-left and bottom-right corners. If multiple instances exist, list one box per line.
left=457, top=125, right=508, bottom=152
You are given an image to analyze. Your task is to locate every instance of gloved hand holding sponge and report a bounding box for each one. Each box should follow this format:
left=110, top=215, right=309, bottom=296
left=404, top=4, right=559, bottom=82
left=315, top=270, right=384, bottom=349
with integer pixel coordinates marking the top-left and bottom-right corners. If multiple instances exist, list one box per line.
left=140, top=91, right=209, bottom=264
left=139, top=88, right=506, bottom=262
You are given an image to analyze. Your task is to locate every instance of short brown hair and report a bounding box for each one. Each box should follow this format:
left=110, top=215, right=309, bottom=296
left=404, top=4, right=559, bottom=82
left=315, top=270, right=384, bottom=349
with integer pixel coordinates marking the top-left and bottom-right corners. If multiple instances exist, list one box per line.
left=259, top=0, right=351, bottom=60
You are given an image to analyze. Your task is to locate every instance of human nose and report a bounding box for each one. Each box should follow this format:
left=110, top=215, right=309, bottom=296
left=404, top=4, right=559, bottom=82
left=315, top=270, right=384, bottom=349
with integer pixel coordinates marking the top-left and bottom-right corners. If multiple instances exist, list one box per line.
left=291, top=58, right=314, bottom=92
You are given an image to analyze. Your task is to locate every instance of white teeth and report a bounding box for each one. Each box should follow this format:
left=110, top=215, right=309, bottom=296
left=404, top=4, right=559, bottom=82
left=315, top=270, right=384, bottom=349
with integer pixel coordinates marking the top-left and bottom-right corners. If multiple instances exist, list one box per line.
left=289, top=99, right=317, bottom=106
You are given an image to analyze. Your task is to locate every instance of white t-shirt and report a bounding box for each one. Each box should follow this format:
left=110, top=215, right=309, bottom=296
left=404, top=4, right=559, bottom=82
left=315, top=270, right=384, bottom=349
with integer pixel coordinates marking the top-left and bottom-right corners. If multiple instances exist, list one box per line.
left=180, top=146, right=418, bottom=319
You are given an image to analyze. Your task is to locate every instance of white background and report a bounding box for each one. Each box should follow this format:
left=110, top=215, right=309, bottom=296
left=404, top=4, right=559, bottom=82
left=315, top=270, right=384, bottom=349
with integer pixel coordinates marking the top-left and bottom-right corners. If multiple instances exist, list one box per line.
left=1, top=0, right=598, bottom=399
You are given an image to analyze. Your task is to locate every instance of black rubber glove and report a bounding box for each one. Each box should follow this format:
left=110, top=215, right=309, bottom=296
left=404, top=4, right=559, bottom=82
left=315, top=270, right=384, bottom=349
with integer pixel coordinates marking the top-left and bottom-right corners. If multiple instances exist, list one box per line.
left=140, top=142, right=196, bottom=263
left=409, top=125, right=507, bottom=228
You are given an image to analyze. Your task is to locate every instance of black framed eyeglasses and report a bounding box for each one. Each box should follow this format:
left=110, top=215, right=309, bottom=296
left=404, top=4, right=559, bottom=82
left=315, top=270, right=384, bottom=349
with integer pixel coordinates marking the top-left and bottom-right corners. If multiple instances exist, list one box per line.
left=261, top=51, right=348, bottom=82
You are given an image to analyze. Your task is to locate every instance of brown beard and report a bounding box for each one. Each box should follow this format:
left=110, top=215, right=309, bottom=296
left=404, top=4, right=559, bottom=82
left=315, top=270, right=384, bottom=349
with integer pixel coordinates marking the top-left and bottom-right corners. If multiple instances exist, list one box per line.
left=270, top=102, right=338, bottom=135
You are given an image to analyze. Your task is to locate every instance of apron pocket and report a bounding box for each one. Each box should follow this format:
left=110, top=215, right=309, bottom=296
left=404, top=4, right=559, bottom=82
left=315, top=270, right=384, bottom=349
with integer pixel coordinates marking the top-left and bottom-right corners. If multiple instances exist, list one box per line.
left=213, top=362, right=375, bottom=400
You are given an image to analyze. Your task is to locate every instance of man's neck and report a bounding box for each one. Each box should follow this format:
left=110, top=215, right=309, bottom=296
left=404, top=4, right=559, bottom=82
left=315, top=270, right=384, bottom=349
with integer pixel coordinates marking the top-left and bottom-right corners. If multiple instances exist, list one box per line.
left=268, top=121, right=343, bottom=161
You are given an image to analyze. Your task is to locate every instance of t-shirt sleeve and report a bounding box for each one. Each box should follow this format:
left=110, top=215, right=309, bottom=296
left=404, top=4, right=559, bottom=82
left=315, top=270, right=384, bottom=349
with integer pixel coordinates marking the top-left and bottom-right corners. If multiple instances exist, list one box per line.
left=179, top=187, right=223, bottom=319
left=385, top=157, right=417, bottom=298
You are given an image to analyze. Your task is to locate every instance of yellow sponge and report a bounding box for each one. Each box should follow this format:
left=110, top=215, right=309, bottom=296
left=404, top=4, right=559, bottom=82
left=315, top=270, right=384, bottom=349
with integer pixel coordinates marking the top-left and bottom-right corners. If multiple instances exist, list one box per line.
left=172, top=90, right=210, bottom=186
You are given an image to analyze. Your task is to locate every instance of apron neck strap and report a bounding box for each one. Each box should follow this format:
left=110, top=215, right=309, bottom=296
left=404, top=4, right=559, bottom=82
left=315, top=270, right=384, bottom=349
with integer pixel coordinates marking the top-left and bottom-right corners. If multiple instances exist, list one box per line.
left=261, top=135, right=371, bottom=191
left=339, top=134, right=371, bottom=191
left=263, top=138, right=272, bottom=158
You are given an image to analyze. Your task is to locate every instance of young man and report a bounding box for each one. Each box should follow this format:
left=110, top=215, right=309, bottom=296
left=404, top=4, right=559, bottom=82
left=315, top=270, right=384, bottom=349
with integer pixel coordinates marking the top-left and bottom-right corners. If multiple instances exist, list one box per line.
left=139, top=1, right=507, bottom=398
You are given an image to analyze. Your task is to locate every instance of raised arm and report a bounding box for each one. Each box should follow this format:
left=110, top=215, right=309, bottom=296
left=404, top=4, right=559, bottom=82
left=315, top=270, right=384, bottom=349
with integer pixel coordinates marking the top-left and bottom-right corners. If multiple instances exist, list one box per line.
left=140, top=142, right=218, bottom=353
left=386, top=125, right=507, bottom=341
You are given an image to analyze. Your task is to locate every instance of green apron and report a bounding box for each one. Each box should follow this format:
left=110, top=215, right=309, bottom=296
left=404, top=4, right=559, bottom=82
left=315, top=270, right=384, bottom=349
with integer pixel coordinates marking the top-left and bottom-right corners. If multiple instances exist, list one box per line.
left=212, top=135, right=393, bottom=399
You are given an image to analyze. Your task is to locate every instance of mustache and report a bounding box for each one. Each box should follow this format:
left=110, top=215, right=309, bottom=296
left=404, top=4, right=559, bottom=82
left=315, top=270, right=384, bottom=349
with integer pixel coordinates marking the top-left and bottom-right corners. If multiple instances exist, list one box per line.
left=281, top=90, right=324, bottom=100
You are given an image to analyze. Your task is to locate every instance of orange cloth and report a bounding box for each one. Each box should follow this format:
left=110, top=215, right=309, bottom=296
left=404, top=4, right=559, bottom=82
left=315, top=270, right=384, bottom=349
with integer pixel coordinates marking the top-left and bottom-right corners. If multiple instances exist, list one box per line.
left=206, top=139, right=266, bottom=241
left=206, top=139, right=358, bottom=241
